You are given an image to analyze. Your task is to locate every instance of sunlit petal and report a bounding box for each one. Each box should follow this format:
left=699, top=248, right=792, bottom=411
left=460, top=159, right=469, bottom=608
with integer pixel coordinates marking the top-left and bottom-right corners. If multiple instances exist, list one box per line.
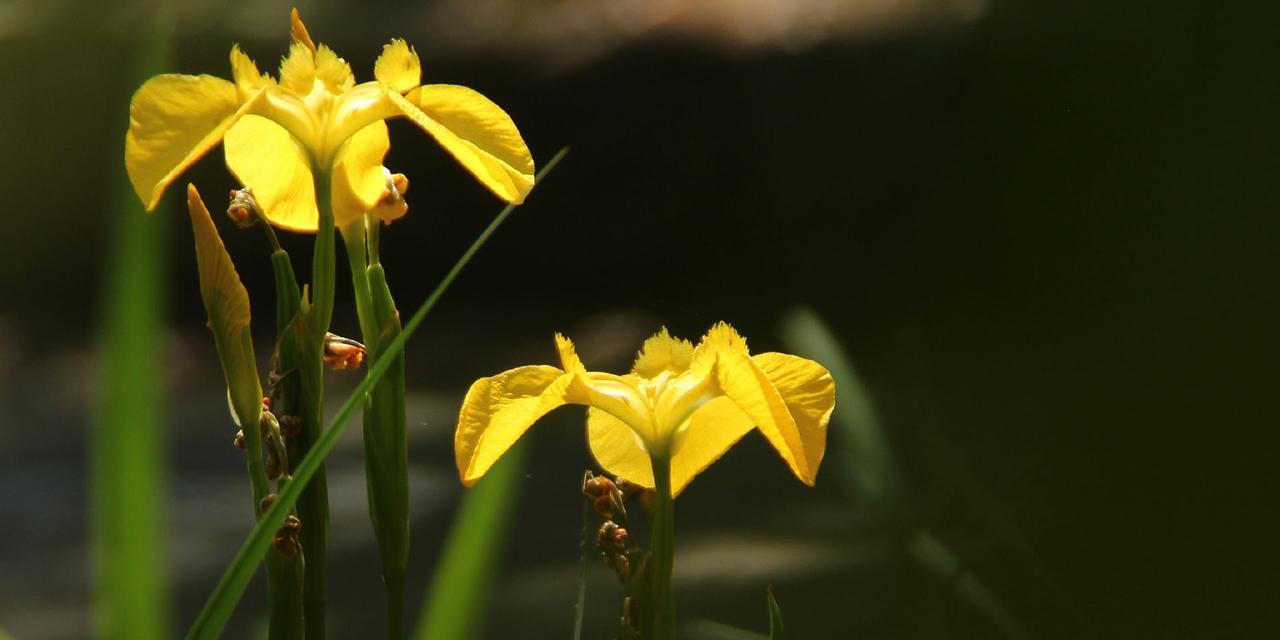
left=387, top=85, right=535, bottom=203
left=279, top=41, right=317, bottom=97
left=632, top=328, right=695, bottom=378
left=330, top=121, right=391, bottom=227
left=230, top=45, right=269, bottom=98
left=753, top=352, right=835, bottom=482
left=587, top=407, right=654, bottom=486
left=224, top=115, right=316, bottom=231
left=315, top=45, right=355, bottom=94
left=556, top=333, right=586, bottom=373
left=670, top=397, right=755, bottom=494
left=701, top=323, right=814, bottom=484
left=566, top=373, right=655, bottom=444
left=125, top=74, right=262, bottom=211
left=455, top=365, right=572, bottom=486
left=289, top=7, right=317, bottom=53
left=374, top=39, right=421, bottom=93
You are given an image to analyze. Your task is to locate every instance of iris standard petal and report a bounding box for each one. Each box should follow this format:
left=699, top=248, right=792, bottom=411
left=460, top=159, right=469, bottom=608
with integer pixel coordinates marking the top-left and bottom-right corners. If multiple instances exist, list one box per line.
left=374, top=39, right=421, bottom=93
left=387, top=85, right=535, bottom=203
left=279, top=40, right=320, bottom=97
left=224, top=115, right=317, bottom=231
left=125, top=74, right=262, bottom=211
left=455, top=365, right=572, bottom=486
left=330, top=121, right=392, bottom=227
left=587, top=407, right=654, bottom=486
left=314, top=44, right=355, bottom=94
left=752, top=352, right=835, bottom=482
left=632, top=328, right=695, bottom=378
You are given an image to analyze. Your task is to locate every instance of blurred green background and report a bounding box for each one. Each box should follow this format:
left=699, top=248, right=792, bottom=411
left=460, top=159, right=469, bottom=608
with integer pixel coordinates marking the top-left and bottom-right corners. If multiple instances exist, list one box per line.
left=0, top=0, right=1275, bottom=638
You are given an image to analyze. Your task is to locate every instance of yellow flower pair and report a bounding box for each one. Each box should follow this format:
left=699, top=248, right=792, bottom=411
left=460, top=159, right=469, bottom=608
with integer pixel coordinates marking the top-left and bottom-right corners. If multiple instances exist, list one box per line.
left=124, top=9, right=534, bottom=230
left=456, top=324, right=836, bottom=495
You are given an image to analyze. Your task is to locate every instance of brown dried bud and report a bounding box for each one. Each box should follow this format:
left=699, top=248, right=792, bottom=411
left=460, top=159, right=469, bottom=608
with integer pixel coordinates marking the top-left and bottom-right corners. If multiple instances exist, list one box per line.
left=278, top=414, right=302, bottom=438
left=322, top=333, right=366, bottom=371
left=583, top=473, right=618, bottom=518
left=596, top=521, right=628, bottom=555
left=259, top=493, right=277, bottom=514
left=273, top=514, right=302, bottom=556
left=233, top=430, right=246, bottom=450
left=226, top=187, right=263, bottom=228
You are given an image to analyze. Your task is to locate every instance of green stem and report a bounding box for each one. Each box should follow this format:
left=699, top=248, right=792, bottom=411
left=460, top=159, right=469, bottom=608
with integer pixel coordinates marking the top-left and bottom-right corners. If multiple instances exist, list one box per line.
left=648, top=455, right=676, bottom=640
left=346, top=221, right=410, bottom=639
left=299, top=168, right=338, bottom=639
left=232, top=363, right=300, bottom=640
left=311, top=170, right=336, bottom=335
left=184, top=147, right=568, bottom=640
left=341, top=225, right=380, bottom=353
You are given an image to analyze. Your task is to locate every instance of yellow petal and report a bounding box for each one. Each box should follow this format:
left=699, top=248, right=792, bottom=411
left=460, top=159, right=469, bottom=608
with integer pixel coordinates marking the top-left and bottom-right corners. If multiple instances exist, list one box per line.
left=555, top=333, right=586, bottom=373
left=230, top=45, right=270, bottom=97
left=589, top=396, right=757, bottom=497
left=125, top=74, right=261, bottom=211
left=224, top=115, right=317, bottom=232
left=388, top=85, right=535, bottom=203
left=632, top=328, right=694, bottom=378
left=186, top=184, right=261, bottom=422
left=279, top=41, right=317, bottom=97
left=374, top=39, right=421, bottom=93
left=669, top=397, right=756, bottom=494
left=702, top=324, right=814, bottom=484
left=752, top=352, right=835, bottom=482
left=290, top=7, right=316, bottom=53
left=456, top=365, right=572, bottom=486
left=587, top=407, right=654, bottom=486
left=314, top=44, right=355, bottom=94
left=330, top=121, right=391, bottom=227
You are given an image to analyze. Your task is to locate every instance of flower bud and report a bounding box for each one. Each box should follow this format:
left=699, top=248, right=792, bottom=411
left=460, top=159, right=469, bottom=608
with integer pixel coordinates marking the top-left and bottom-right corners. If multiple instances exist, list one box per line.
left=372, top=168, right=409, bottom=224
left=226, top=187, right=263, bottom=228
left=323, top=333, right=366, bottom=371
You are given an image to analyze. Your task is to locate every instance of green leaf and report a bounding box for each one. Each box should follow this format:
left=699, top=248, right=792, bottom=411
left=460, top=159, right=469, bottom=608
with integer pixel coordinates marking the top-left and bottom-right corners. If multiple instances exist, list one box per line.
left=92, top=12, right=174, bottom=639
left=184, top=147, right=568, bottom=640
left=766, top=587, right=785, bottom=640
left=412, top=442, right=526, bottom=640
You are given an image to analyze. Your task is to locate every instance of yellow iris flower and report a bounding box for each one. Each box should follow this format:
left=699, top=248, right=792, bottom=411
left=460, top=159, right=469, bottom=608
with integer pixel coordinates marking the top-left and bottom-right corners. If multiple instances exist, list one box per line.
left=455, top=323, right=836, bottom=495
left=124, top=8, right=534, bottom=230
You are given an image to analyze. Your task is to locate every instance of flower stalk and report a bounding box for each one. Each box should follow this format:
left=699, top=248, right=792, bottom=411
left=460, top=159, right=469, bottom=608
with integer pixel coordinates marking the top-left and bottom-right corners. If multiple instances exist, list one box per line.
left=344, top=220, right=410, bottom=639
left=647, top=456, right=676, bottom=640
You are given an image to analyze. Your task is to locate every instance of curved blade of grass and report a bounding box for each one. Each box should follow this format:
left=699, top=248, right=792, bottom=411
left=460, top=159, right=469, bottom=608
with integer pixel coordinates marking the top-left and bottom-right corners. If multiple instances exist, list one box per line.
left=766, top=587, right=785, bottom=640
left=412, top=442, right=527, bottom=640
left=92, top=9, right=174, bottom=640
left=780, top=307, right=1025, bottom=640
left=185, top=147, right=568, bottom=640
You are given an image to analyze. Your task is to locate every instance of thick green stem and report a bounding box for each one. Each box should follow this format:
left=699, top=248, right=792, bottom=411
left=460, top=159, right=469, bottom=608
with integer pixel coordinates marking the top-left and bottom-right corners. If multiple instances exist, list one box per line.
left=293, top=168, right=338, bottom=639
left=342, top=226, right=380, bottom=353
left=648, top=455, right=676, bottom=640
left=345, top=222, right=410, bottom=639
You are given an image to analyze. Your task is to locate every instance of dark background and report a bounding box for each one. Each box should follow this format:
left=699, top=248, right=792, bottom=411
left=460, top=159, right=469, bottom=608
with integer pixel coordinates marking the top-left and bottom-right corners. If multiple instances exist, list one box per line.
left=0, top=0, right=1275, bottom=638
